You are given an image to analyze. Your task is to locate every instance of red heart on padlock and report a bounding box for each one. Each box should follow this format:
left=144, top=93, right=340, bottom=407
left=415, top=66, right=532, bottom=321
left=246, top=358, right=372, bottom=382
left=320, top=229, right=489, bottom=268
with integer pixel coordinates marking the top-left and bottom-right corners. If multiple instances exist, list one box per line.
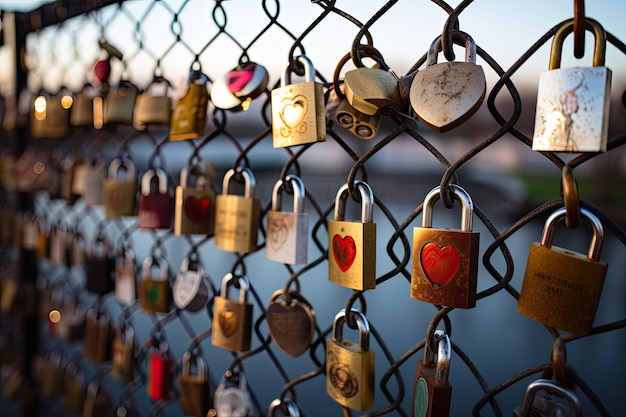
left=184, top=196, right=210, bottom=224
left=94, top=59, right=111, bottom=84
left=420, top=242, right=460, bottom=287
left=332, top=234, right=356, bottom=272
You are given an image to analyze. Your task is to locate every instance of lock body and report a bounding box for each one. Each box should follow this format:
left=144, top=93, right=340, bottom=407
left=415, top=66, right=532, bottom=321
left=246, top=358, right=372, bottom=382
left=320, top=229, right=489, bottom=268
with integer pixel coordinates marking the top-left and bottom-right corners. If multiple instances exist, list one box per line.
left=172, top=254, right=211, bottom=313
left=335, top=99, right=380, bottom=140
left=147, top=350, right=172, bottom=401
left=214, top=168, right=261, bottom=253
left=82, top=382, right=112, bottom=417
left=212, top=274, right=253, bottom=352
left=140, top=257, right=171, bottom=314
left=39, top=354, right=64, bottom=398
left=272, top=55, right=326, bottom=148
left=326, top=309, right=375, bottom=411
left=328, top=181, right=376, bottom=291
left=111, top=329, right=135, bottom=383
left=115, top=258, right=137, bottom=305
left=83, top=310, right=111, bottom=363
left=179, top=353, right=211, bottom=417
left=83, top=160, right=105, bottom=206
left=344, top=67, right=401, bottom=116
left=103, top=159, right=137, bottom=218
left=105, top=80, right=138, bottom=125
left=411, top=185, right=479, bottom=309
left=138, top=169, right=171, bottom=230
left=517, top=208, right=607, bottom=335
left=174, top=178, right=215, bottom=236
left=64, top=367, right=86, bottom=414
left=214, top=370, right=253, bottom=417
left=170, top=72, right=210, bottom=140
left=85, top=251, right=114, bottom=296
left=266, top=289, right=316, bottom=358
left=31, top=93, right=70, bottom=138
left=533, top=19, right=611, bottom=152
left=412, top=331, right=452, bottom=417
left=134, top=78, right=172, bottom=130
left=70, top=88, right=94, bottom=127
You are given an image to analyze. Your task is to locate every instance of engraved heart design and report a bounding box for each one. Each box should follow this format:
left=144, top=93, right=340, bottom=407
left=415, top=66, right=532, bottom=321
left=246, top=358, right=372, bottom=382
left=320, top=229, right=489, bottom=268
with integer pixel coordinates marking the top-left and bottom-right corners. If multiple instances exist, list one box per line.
left=184, top=196, right=210, bottom=224
left=420, top=242, right=460, bottom=287
left=268, top=217, right=288, bottom=251
left=227, top=65, right=255, bottom=94
left=173, top=272, right=198, bottom=309
left=266, top=300, right=314, bottom=357
left=332, top=234, right=356, bottom=272
left=279, top=95, right=308, bottom=129
left=219, top=308, right=239, bottom=337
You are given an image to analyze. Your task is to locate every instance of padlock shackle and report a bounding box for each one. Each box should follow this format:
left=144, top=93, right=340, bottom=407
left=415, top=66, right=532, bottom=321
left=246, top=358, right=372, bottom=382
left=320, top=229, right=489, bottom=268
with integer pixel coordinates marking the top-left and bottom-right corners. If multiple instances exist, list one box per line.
left=541, top=207, right=604, bottom=260
left=334, top=180, right=374, bottom=223
left=281, top=55, right=315, bottom=87
left=220, top=273, right=250, bottom=304
left=332, top=308, right=370, bottom=352
left=549, top=18, right=607, bottom=70
left=421, top=184, right=474, bottom=231
left=142, top=256, right=169, bottom=281
left=267, top=398, right=301, bottom=417
left=217, top=368, right=248, bottom=391
left=180, top=166, right=209, bottom=189
left=422, top=330, right=451, bottom=386
left=427, top=31, right=477, bottom=66
left=181, top=350, right=206, bottom=379
left=108, top=157, right=136, bottom=180
left=271, top=175, right=305, bottom=213
left=519, top=378, right=582, bottom=417
left=222, top=167, right=256, bottom=198
left=141, top=168, right=168, bottom=196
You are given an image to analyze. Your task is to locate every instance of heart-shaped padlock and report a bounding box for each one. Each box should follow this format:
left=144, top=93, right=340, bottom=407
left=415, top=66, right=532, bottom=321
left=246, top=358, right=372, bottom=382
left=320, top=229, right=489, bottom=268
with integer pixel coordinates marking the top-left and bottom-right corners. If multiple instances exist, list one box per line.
left=266, top=289, right=316, bottom=358
left=172, top=252, right=211, bottom=313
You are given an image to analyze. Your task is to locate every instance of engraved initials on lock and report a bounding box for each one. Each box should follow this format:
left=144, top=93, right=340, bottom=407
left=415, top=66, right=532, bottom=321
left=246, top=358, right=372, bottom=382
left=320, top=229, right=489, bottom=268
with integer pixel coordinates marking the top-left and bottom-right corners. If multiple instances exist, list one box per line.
left=211, top=273, right=253, bottom=352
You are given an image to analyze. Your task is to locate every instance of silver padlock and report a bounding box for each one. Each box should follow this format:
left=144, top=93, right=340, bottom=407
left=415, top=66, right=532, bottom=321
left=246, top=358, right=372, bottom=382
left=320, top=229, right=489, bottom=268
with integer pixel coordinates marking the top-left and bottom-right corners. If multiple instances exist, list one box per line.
left=513, top=379, right=582, bottom=417
left=213, top=369, right=253, bottom=417
left=266, top=399, right=300, bottom=417
left=115, top=245, right=137, bottom=305
left=172, top=253, right=211, bottom=313
left=83, top=158, right=105, bottom=206
left=265, top=175, right=309, bottom=265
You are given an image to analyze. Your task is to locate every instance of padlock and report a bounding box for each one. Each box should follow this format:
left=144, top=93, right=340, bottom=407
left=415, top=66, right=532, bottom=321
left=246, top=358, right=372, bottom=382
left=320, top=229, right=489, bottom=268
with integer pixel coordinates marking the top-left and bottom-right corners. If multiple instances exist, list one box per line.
left=326, top=308, right=375, bottom=411
left=517, top=207, right=607, bottom=335
left=335, top=99, right=381, bottom=140
left=147, top=339, right=173, bottom=401
left=138, top=168, right=172, bottom=230
left=213, top=369, right=253, bottom=417
left=174, top=165, right=216, bottom=236
left=134, top=76, right=172, bottom=130
left=82, top=380, right=112, bottom=417
left=83, top=309, right=112, bottom=362
left=31, top=90, right=71, bottom=138
left=533, top=19, right=611, bottom=152
left=71, top=157, right=88, bottom=197
left=83, top=158, right=105, bottom=206
left=328, top=180, right=376, bottom=291
left=412, top=330, right=452, bottom=417
left=266, top=289, right=316, bottom=358
left=105, top=79, right=139, bottom=125
left=103, top=158, right=137, bottom=218
left=271, top=55, right=326, bottom=148
left=140, top=256, right=171, bottom=314
left=214, top=167, right=261, bottom=253
left=410, top=31, right=486, bottom=132
left=60, top=154, right=82, bottom=204
left=115, top=245, right=137, bottom=305
left=212, top=273, right=253, bottom=352
left=39, top=351, right=64, bottom=399
left=173, top=253, right=211, bottom=313
left=211, top=61, right=269, bottom=111
left=169, top=66, right=210, bottom=140
left=69, top=229, right=86, bottom=268
left=64, top=363, right=86, bottom=414
left=344, top=66, right=401, bottom=116
left=411, top=185, right=480, bottom=309
left=48, top=225, right=66, bottom=265
left=266, top=175, right=309, bottom=264
left=267, top=399, right=301, bottom=417
left=513, top=379, right=582, bottom=417
left=84, top=236, right=114, bottom=296
left=179, top=351, right=211, bottom=417
left=70, top=83, right=96, bottom=127
left=111, top=324, right=135, bottom=383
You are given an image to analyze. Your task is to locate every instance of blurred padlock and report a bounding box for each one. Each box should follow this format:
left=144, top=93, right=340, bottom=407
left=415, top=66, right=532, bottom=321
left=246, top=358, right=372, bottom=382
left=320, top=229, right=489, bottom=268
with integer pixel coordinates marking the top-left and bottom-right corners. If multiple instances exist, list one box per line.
left=31, top=89, right=72, bottom=138
left=169, top=65, right=210, bottom=140
left=111, top=324, right=135, bottom=383
left=83, top=158, right=105, bottom=206
left=212, top=273, right=253, bottom=352
left=147, top=338, right=173, bottom=401
left=140, top=256, right=171, bottom=314
left=179, top=351, right=211, bottom=417
left=115, top=245, right=137, bottom=305
left=83, top=309, right=112, bottom=363
left=134, top=75, right=172, bottom=130
left=211, top=61, right=269, bottom=112
left=71, top=83, right=96, bottom=127
left=105, top=79, right=139, bottom=125
left=174, top=164, right=216, bottom=236
left=103, top=158, right=137, bottom=218
left=84, top=235, right=114, bottom=296
left=138, top=168, right=171, bottom=230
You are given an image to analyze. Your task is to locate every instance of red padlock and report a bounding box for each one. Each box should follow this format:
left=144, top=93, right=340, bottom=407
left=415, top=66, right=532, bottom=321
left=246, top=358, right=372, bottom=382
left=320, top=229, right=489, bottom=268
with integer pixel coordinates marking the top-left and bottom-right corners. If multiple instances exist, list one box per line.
left=138, top=168, right=172, bottom=230
left=147, top=339, right=173, bottom=401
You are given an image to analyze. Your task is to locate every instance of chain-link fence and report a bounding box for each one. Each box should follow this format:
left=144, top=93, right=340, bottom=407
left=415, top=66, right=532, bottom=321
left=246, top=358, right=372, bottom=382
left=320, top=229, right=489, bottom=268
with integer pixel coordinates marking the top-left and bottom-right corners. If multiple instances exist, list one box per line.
left=1, top=0, right=626, bottom=416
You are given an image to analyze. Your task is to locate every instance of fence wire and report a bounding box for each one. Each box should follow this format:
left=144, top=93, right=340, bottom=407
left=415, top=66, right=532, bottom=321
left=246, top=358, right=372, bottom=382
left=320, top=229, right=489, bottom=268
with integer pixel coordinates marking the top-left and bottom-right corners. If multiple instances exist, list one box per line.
left=0, top=0, right=625, bottom=416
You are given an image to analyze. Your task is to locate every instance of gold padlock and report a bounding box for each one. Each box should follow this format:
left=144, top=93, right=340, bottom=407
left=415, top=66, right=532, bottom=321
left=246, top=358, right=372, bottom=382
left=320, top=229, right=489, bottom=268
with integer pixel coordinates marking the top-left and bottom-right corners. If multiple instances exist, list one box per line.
left=133, top=75, right=172, bottom=130
left=31, top=90, right=72, bottom=138
left=105, top=79, right=138, bottom=125
left=344, top=66, right=401, bottom=117
left=70, top=83, right=96, bottom=127
left=212, top=273, right=253, bottom=352
left=179, top=351, right=211, bottom=417
left=214, top=167, right=261, bottom=253
left=39, top=351, right=64, bottom=399
left=111, top=324, right=135, bottom=383
left=140, top=256, right=171, bottom=314
left=174, top=164, right=216, bottom=236
left=271, top=55, right=326, bottom=148
left=83, top=309, right=112, bottom=363
left=326, top=308, right=375, bottom=411
left=103, top=158, right=137, bottom=218
left=328, top=180, right=376, bottom=291
left=335, top=99, right=380, bottom=140
left=169, top=66, right=210, bottom=140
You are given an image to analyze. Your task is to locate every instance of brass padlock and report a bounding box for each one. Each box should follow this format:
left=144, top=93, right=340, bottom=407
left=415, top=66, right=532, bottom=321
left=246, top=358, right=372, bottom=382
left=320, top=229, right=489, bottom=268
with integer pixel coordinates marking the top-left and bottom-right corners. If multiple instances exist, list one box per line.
left=111, top=324, right=135, bottom=383
left=133, top=75, right=172, bottom=130
left=211, top=61, right=269, bottom=111
left=83, top=158, right=105, bottom=206
left=64, top=363, right=86, bottom=414
left=214, top=167, right=261, bottom=253
left=272, top=55, right=326, bottom=148
left=411, top=185, right=480, bottom=309
left=82, top=380, right=112, bottom=417
left=83, top=309, right=112, bottom=363
left=344, top=66, right=401, bottom=116
left=169, top=66, right=210, bottom=140
left=105, top=79, right=139, bottom=125
left=517, top=207, right=607, bottom=335
left=173, top=252, right=211, bottom=313
left=513, top=379, right=582, bottom=417
left=174, top=165, right=216, bottom=236
left=410, top=31, right=486, bottom=132
left=328, top=180, right=376, bottom=291
left=52, top=298, right=86, bottom=341
left=412, top=330, right=452, bottom=417
left=103, top=158, right=137, bottom=218
left=138, top=168, right=172, bottom=230
left=31, top=90, right=72, bottom=138
left=326, top=308, right=375, bottom=411
left=70, top=83, right=96, bottom=127
left=140, top=256, right=171, bottom=314
left=212, top=273, right=253, bottom=352
left=115, top=245, right=137, bottom=305
left=266, top=175, right=309, bottom=265
left=335, top=98, right=380, bottom=140
left=266, top=289, right=316, bottom=358
left=179, top=351, right=211, bottom=417
left=532, top=18, right=611, bottom=152
left=213, top=369, right=253, bottom=417
left=267, top=399, right=301, bottom=417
